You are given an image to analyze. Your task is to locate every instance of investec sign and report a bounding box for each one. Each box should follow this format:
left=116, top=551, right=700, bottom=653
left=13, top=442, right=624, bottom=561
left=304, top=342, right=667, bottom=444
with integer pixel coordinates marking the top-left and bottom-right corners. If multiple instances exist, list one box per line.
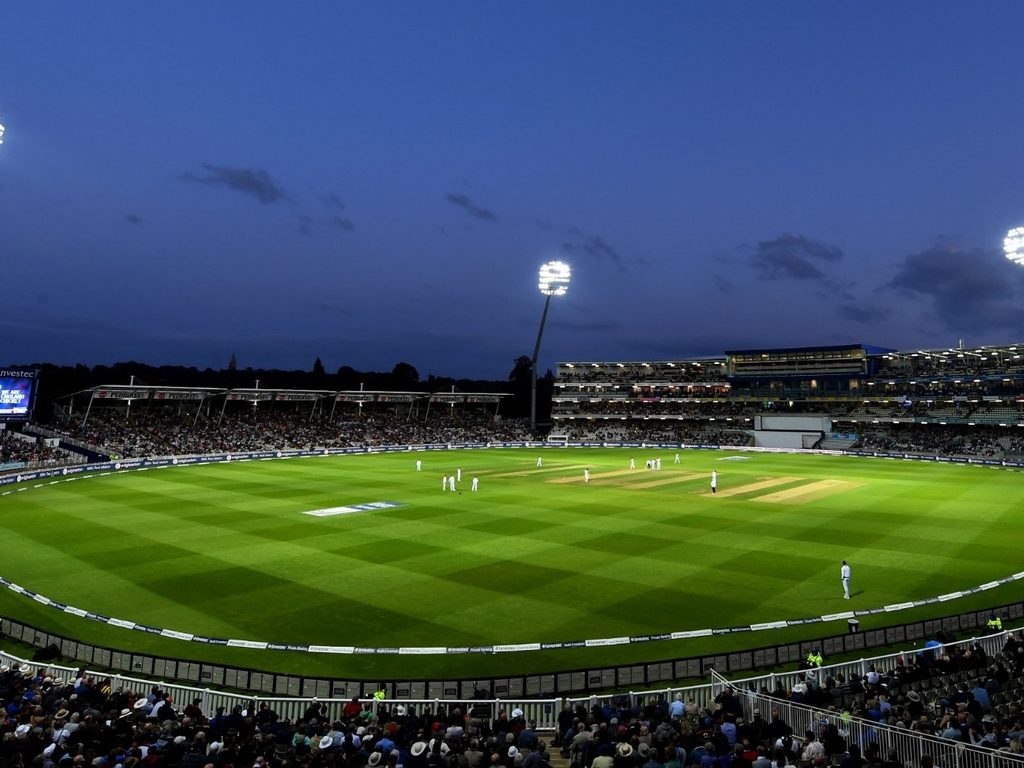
left=0, top=370, right=36, bottom=378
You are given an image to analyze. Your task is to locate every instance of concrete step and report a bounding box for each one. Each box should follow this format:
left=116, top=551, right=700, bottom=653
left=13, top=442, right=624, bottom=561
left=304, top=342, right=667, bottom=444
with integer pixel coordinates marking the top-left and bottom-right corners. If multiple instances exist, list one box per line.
left=538, top=733, right=570, bottom=768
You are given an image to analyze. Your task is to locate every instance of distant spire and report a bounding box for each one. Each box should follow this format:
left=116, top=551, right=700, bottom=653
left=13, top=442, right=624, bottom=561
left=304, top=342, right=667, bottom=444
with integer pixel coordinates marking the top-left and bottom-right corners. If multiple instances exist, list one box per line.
left=228, top=352, right=237, bottom=371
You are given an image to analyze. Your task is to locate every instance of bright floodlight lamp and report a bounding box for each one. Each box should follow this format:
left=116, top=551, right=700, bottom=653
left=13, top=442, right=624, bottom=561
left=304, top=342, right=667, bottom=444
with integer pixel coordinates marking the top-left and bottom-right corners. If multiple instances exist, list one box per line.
left=0, top=117, right=5, bottom=144
left=538, top=260, right=571, bottom=296
left=531, top=260, right=572, bottom=434
left=1005, top=227, right=1024, bottom=266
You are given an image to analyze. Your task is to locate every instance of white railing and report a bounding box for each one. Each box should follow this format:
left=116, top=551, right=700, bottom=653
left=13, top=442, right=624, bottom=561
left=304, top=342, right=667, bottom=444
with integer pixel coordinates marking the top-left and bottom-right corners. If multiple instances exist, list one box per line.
left=708, top=670, right=1021, bottom=768
left=20, top=424, right=102, bottom=455
left=564, top=629, right=1012, bottom=714
left=0, top=651, right=560, bottom=729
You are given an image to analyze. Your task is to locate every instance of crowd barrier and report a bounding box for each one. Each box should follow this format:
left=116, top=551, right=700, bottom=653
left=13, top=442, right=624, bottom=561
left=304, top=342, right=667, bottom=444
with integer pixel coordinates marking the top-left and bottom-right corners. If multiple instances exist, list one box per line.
left=1, top=627, right=1022, bottom=767
left=2, top=439, right=1019, bottom=489
left=708, top=669, right=1018, bottom=768
left=566, top=623, right=1014, bottom=711
left=0, top=647, right=559, bottom=730
left=3, top=603, right=1020, bottom=698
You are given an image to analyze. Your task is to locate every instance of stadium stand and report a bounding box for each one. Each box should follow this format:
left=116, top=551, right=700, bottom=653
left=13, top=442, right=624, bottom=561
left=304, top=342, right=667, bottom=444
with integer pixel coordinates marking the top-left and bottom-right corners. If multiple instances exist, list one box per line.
left=8, top=340, right=1024, bottom=462
left=27, top=391, right=529, bottom=460
left=552, top=342, right=1024, bottom=460
left=0, top=430, right=79, bottom=470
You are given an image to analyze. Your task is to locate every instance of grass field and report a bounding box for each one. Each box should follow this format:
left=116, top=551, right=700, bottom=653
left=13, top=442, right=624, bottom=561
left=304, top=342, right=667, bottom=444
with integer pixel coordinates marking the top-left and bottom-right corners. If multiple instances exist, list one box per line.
left=2, top=448, right=1024, bottom=680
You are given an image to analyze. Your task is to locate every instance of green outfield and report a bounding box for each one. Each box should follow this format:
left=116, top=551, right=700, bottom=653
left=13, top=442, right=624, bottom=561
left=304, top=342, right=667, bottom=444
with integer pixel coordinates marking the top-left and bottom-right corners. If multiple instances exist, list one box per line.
left=1, top=448, right=1023, bottom=680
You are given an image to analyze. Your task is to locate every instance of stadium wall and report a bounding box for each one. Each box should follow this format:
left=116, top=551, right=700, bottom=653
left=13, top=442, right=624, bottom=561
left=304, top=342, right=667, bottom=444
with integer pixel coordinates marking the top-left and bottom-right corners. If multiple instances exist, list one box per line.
left=754, top=414, right=832, bottom=431
left=2, top=601, right=1021, bottom=699
left=751, top=430, right=820, bottom=449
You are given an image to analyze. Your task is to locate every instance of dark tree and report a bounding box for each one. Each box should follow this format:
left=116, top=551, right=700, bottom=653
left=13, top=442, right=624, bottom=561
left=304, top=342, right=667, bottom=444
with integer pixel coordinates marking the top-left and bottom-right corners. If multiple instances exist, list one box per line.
left=391, top=362, right=419, bottom=389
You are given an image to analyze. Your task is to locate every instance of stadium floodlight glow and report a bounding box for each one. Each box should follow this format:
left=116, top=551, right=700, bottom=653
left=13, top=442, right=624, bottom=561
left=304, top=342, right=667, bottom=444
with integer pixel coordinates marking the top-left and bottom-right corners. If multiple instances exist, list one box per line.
left=1005, top=227, right=1024, bottom=266
left=0, top=117, right=5, bottom=144
left=538, top=260, right=571, bottom=296
left=530, top=260, right=573, bottom=434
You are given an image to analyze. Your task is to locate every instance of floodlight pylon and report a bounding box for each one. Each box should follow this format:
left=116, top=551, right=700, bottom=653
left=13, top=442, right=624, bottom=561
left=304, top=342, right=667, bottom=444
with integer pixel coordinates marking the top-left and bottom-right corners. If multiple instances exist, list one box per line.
left=531, top=261, right=572, bottom=434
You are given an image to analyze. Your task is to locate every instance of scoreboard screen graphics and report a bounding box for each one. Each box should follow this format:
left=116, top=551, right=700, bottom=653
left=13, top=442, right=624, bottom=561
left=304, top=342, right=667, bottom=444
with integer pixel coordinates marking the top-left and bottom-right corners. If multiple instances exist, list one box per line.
left=0, top=370, right=38, bottom=418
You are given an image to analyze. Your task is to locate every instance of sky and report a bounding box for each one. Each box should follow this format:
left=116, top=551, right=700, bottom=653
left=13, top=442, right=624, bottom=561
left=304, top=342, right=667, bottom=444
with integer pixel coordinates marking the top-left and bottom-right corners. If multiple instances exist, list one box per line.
left=2, top=2, right=1024, bottom=381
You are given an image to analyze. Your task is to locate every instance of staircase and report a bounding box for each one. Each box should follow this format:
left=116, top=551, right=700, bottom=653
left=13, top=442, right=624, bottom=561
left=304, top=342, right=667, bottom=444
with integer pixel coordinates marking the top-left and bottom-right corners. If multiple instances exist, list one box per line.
left=539, top=732, right=570, bottom=768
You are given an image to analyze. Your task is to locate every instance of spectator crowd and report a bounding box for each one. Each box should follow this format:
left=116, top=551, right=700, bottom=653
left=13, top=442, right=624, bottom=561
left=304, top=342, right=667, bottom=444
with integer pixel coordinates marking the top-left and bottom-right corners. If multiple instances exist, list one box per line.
left=60, top=411, right=531, bottom=461
left=0, top=432, right=69, bottom=469
left=9, top=632, right=1024, bottom=768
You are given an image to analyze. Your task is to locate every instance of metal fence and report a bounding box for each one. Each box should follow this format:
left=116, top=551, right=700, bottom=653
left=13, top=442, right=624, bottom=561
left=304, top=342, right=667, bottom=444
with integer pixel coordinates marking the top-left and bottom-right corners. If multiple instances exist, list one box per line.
left=708, top=670, right=1024, bottom=768
left=3, top=603, right=1020, bottom=700
left=4, top=628, right=1021, bottom=744
left=0, top=649, right=560, bottom=729
left=563, top=628, right=1013, bottom=713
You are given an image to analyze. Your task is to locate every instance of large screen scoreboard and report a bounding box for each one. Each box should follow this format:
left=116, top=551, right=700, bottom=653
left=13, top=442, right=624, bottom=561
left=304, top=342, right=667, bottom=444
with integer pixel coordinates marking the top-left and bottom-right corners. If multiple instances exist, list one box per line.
left=0, top=369, right=38, bottom=419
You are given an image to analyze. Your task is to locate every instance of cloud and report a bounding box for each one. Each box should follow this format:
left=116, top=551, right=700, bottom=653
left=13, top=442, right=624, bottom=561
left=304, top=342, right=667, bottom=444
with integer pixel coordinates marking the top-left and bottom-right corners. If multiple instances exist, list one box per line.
left=325, top=193, right=346, bottom=211
left=181, top=163, right=286, bottom=204
left=446, top=192, right=497, bottom=221
left=0, top=305, right=135, bottom=336
left=713, top=275, right=735, bottom=294
left=751, top=233, right=844, bottom=281
left=297, top=214, right=354, bottom=236
left=124, top=213, right=143, bottom=225
left=838, top=302, right=889, bottom=325
left=561, top=227, right=626, bottom=272
left=888, top=241, right=1024, bottom=332
left=326, top=215, right=355, bottom=232
left=550, top=318, right=620, bottom=333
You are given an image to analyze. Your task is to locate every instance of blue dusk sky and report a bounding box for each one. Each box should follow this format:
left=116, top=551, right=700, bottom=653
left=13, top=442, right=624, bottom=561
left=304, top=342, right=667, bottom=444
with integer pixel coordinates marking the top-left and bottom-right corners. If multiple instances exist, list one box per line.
left=2, top=2, right=1023, bottom=379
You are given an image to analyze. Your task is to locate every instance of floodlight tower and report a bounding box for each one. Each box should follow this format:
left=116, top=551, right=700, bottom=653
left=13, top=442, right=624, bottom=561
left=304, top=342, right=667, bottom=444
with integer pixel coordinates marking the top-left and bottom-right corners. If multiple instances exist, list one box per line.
left=530, top=260, right=572, bottom=434
left=1005, top=227, right=1024, bottom=266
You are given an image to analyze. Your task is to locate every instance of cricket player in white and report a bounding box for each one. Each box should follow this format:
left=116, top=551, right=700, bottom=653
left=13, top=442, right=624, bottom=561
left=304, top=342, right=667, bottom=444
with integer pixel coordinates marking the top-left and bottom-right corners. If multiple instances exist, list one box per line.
left=674, top=453, right=680, bottom=464
left=583, top=468, right=590, bottom=483
left=536, top=456, right=543, bottom=467
left=710, top=470, right=717, bottom=494
left=471, top=476, right=479, bottom=492
left=841, top=560, right=851, bottom=599
left=629, top=457, right=635, bottom=470
left=416, top=459, right=422, bottom=471
left=457, top=467, right=462, bottom=482
left=442, top=475, right=448, bottom=491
